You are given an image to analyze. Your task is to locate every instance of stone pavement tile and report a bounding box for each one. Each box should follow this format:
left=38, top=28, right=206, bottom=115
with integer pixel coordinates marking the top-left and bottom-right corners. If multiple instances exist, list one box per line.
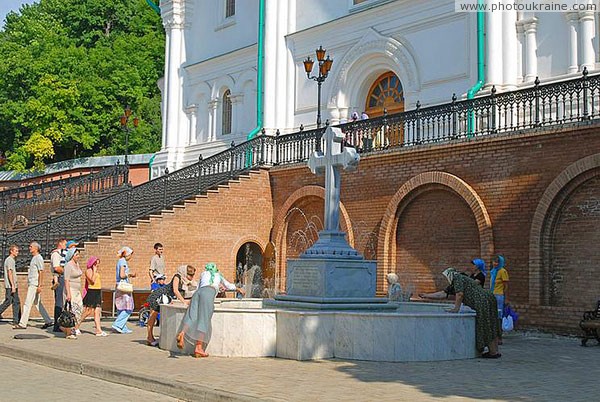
left=0, top=320, right=598, bottom=402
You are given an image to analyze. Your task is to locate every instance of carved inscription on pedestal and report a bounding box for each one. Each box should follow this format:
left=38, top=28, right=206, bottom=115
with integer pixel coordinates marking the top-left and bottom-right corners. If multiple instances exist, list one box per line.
left=289, top=266, right=321, bottom=296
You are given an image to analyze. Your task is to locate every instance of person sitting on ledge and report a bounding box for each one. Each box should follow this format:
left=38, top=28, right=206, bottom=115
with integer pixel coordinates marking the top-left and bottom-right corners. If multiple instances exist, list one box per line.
left=386, top=273, right=403, bottom=302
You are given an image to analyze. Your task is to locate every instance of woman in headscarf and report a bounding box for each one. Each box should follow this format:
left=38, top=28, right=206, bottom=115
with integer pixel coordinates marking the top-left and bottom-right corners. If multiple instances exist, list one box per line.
left=386, top=273, right=403, bottom=302
left=443, top=267, right=501, bottom=358
left=61, top=248, right=83, bottom=339
left=176, top=263, right=245, bottom=357
left=490, top=254, right=509, bottom=344
left=470, top=258, right=487, bottom=287
left=111, top=247, right=136, bottom=334
left=146, top=265, right=197, bottom=346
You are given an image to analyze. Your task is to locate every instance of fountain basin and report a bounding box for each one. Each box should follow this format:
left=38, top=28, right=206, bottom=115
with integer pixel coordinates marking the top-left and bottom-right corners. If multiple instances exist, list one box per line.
left=159, top=300, right=476, bottom=361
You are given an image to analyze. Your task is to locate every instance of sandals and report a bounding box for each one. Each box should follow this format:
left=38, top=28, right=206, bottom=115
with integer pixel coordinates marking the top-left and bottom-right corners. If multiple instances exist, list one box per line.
left=191, top=351, right=209, bottom=358
left=176, top=332, right=185, bottom=349
left=481, top=352, right=502, bottom=359
left=147, top=339, right=159, bottom=347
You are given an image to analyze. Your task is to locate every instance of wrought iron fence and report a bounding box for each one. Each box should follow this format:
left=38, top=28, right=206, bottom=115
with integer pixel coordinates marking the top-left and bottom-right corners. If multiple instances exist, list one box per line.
left=2, top=70, right=599, bottom=269
left=1, top=164, right=129, bottom=232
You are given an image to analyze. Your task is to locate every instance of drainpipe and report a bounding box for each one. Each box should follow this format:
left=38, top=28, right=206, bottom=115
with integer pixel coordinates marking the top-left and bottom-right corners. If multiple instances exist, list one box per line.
left=148, top=153, right=157, bottom=180
left=247, top=0, right=266, bottom=140
left=467, top=1, right=485, bottom=136
left=146, top=0, right=161, bottom=15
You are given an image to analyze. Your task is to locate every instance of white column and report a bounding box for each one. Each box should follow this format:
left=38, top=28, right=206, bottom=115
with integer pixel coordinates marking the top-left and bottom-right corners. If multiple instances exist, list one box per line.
left=516, top=22, right=524, bottom=83
left=485, top=11, right=503, bottom=88
left=579, top=10, right=596, bottom=71
left=185, top=105, right=198, bottom=145
left=263, top=0, right=279, bottom=131
left=160, top=0, right=192, bottom=169
left=208, top=99, right=218, bottom=141
left=522, top=18, right=538, bottom=83
left=502, top=6, right=518, bottom=90
left=566, top=12, right=579, bottom=74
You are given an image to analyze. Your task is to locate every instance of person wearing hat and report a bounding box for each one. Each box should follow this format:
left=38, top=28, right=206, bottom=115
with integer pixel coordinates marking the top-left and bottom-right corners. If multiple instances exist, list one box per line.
left=151, top=273, right=166, bottom=291
left=78, top=256, right=107, bottom=337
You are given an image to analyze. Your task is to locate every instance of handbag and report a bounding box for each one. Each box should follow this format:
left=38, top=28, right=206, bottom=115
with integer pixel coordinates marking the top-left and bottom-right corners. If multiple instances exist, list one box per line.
left=117, top=280, right=133, bottom=293
left=57, top=301, right=77, bottom=328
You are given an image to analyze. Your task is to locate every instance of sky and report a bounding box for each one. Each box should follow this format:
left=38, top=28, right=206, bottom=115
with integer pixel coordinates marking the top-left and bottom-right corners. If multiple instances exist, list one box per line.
left=0, top=0, right=37, bottom=28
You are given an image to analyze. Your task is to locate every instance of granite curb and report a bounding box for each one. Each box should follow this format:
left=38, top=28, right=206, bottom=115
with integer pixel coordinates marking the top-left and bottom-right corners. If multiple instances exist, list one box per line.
left=0, top=343, right=263, bottom=402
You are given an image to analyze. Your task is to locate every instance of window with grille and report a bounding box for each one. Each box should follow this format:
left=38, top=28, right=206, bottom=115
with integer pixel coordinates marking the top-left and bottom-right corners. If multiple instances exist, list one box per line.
left=225, top=0, right=235, bottom=18
left=222, top=90, right=232, bottom=135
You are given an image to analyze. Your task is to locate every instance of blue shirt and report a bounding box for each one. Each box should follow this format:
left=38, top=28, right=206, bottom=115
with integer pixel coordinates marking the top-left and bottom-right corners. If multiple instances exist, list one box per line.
left=116, top=257, right=129, bottom=283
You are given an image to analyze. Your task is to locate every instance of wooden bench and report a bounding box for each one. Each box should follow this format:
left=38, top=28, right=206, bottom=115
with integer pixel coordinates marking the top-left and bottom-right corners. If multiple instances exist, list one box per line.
left=580, top=300, right=600, bottom=346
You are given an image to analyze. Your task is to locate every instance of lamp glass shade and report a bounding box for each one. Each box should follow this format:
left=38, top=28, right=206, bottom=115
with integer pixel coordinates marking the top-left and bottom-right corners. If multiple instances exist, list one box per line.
left=315, top=46, right=326, bottom=62
left=133, top=117, right=139, bottom=127
left=303, top=57, right=314, bottom=74
left=124, top=106, right=132, bottom=117
left=119, top=115, right=127, bottom=126
left=323, top=57, right=333, bottom=73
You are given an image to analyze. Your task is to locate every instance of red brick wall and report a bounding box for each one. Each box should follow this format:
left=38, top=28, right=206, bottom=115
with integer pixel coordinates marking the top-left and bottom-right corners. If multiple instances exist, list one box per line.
left=395, top=188, right=481, bottom=293
left=270, top=123, right=600, bottom=334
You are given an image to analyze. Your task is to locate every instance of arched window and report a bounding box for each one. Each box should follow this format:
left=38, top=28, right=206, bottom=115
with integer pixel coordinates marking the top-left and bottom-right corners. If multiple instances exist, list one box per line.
left=222, top=89, right=232, bottom=135
left=225, top=0, right=236, bottom=18
left=365, top=72, right=404, bottom=118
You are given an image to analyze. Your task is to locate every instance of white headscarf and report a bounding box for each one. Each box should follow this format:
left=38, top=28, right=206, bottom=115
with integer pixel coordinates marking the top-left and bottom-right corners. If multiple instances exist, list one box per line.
left=442, top=267, right=458, bottom=284
left=117, top=246, right=133, bottom=257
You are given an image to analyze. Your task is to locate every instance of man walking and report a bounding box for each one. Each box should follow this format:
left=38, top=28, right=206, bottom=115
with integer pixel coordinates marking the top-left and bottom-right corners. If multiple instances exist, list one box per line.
left=50, top=238, right=67, bottom=332
left=0, top=245, right=21, bottom=324
left=148, top=243, right=165, bottom=285
left=14, top=242, right=53, bottom=329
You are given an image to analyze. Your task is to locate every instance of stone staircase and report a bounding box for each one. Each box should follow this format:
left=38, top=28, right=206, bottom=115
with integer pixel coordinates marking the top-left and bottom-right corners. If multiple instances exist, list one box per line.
left=77, top=168, right=273, bottom=289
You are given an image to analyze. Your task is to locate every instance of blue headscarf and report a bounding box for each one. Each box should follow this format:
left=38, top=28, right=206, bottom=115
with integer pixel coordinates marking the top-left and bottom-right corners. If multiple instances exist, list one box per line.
left=471, top=258, right=487, bottom=276
left=490, top=254, right=505, bottom=291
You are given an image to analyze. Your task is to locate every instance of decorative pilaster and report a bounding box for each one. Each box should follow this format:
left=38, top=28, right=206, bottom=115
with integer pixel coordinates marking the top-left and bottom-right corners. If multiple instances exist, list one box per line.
left=502, top=5, right=518, bottom=90
left=185, top=104, right=198, bottom=145
left=229, top=93, right=244, bottom=136
left=518, top=18, right=538, bottom=83
left=566, top=12, right=579, bottom=74
left=207, top=99, right=218, bottom=142
left=579, top=10, right=596, bottom=71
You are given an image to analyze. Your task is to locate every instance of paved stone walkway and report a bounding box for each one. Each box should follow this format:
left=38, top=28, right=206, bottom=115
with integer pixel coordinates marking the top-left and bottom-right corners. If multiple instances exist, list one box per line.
left=0, top=355, right=178, bottom=401
left=0, top=319, right=597, bottom=401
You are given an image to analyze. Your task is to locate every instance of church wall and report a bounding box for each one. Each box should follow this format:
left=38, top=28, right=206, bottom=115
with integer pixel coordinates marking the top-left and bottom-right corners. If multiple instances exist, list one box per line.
left=269, top=123, right=600, bottom=334
left=185, top=0, right=259, bottom=63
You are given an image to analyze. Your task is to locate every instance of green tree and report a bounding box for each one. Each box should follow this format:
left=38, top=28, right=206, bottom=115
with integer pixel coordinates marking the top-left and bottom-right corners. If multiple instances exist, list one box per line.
left=0, top=0, right=164, bottom=171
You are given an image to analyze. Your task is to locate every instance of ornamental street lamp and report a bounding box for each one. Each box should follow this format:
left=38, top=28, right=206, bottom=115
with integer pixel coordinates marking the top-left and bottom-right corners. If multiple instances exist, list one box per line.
left=119, top=105, right=139, bottom=165
left=303, top=45, right=333, bottom=128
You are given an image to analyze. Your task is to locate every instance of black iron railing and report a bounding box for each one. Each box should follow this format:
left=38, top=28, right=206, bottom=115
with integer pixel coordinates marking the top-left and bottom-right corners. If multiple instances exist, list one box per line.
left=1, top=164, right=129, bottom=232
left=0, top=136, right=275, bottom=268
left=2, top=70, right=599, bottom=268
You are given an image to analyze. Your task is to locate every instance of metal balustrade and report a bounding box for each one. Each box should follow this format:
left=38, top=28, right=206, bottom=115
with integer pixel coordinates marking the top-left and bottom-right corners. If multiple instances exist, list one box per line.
left=2, top=70, right=600, bottom=269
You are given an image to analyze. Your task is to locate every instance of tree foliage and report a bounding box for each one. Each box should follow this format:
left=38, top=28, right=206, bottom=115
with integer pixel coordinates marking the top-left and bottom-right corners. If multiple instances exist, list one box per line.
left=0, top=0, right=165, bottom=171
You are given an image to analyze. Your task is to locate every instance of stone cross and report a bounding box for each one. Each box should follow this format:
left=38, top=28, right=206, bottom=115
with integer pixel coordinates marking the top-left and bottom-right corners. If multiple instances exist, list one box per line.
left=308, top=126, right=359, bottom=232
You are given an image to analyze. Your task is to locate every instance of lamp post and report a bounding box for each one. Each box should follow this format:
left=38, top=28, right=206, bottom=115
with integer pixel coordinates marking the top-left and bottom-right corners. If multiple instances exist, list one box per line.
left=119, top=105, right=139, bottom=165
left=303, top=46, right=333, bottom=128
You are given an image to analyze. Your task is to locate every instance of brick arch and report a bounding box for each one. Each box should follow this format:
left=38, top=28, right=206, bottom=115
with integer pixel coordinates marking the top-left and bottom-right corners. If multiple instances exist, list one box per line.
left=529, top=153, right=600, bottom=305
left=377, top=171, right=494, bottom=285
left=272, top=185, right=355, bottom=290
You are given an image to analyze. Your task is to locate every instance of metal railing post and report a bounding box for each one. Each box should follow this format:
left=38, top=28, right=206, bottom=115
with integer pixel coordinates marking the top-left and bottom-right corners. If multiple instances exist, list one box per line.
left=582, top=67, right=589, bottom=120
left=416, top=101, right=422, bottom=143
left=86, top=197, right=93, bottom=240
left=197, top=155, right=203, bottom=192
left=534, top=77, right=540, bottom=127
left=451, top=94, right=458, bottom=139
left=125, top=183, right=132, bottom=224
left=45, top=216, right=52, bottom=256
left=229, top=141, right=235, bottom=177
left=0, top=229, right=6, bottom=261
left=490, top=86, right=497, bottom=133
left=163, top=168, right=170, bottom=210
left=273, top=129, right=279, bottom=165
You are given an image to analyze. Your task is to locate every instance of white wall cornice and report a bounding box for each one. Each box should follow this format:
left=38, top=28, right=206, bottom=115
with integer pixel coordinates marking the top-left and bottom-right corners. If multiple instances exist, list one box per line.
left=161, top=0, right=194, bottom=29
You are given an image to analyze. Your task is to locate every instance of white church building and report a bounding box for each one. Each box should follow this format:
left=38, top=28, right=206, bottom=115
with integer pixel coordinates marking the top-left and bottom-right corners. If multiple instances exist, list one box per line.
left=152, top=0, right=599, bottom=177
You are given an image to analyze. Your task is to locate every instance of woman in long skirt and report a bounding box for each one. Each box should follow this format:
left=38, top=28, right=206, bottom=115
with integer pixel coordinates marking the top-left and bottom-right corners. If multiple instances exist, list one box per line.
left=111, top=247, right=136, bottom=334
left=176, top=263, right=244, bottom=357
